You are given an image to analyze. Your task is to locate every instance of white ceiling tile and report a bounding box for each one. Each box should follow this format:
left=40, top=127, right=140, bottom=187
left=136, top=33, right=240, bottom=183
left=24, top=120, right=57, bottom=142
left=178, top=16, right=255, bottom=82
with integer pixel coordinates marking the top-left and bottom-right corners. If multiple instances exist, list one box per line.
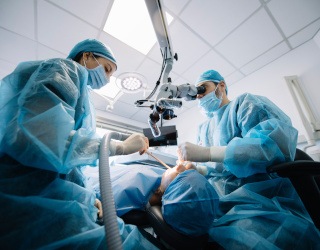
left=224, top=71, right=245, bottom=86
left=106, top=100, right=140, bottom=119
left=136, top=60, right=181, bottom=97
left=288, top=19, right=320, bottom=49
left=48, top=0, right=112, bottom=28
left=163, top=0, right=190, bottom=15
left=0, top=59, right=16, bottom=79
left=147, top=43, right=163, bottom=64
left=215, top=9, right=283, bottom=67
left=241, top=42, right=290, bottom=75
left=37, top=1, right=99, bottom=55
left=268, top=0, right=320, bottom=37
left=38, top=44, right=66, bottom=60
left=170, top=75, right=191, bottom=87
left=314, top=29, right=320, bottom=49
left=163, top=21, right=211, bottom=74
left=99, top=32, right=146, bottom=74
left=0, top=29, right=37, bottom=65
left=116, top=90, right=150, bottom=107
left=0, top=0, right=35, bottom=40
left=180, top=0, right=261, bottom=46
left=129, top=109, right=151, bottom=125
left=89, top=91, right=113, bottom=111
left=182, top=49, right=236, bottom=83
left=136, top=58, right=162, bottom=89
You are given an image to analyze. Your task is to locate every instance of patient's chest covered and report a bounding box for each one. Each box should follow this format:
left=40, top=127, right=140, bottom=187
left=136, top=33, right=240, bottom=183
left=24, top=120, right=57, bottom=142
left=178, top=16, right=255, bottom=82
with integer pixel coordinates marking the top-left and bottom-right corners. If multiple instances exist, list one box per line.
left=112, top=164, right=165, bottom=216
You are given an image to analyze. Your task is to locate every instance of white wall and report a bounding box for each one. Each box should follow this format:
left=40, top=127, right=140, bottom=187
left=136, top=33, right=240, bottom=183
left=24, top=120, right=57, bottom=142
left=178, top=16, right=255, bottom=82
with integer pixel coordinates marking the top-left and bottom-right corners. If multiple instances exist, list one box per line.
left=168, top=38, right=320, bottom=146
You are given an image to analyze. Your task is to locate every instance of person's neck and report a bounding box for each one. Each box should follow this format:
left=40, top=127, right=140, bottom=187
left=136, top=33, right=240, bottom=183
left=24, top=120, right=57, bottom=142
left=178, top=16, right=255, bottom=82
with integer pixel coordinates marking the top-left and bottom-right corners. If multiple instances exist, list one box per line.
left=221, top=96, right=231, bottom=106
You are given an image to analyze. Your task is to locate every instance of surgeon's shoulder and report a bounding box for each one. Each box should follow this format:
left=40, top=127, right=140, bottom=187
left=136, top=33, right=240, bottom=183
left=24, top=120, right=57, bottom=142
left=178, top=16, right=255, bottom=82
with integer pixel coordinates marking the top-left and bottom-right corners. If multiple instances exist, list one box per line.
left=233, top=93, right=251, bottom=105
left=43, top=58, right=85, bottom=71
left=235, top=93, right=285, bottom=118
left=11, top=60, right=43, bottom=74
left=234, top=93, right=267, bottom=105
left=40, top=58, right=87, bottom=79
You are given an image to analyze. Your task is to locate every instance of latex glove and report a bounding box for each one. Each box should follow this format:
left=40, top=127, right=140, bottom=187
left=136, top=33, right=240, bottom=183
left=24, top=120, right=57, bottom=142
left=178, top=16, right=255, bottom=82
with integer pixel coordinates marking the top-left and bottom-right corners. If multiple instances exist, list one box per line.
left=178, top=142, right=226, bottom=162
left=175, top=161, right=197, bottom=170
left=180, top=161, right=209, bottom=175
left=176, top=160, right=207, bottom=176
left=111, top=133, right=149, bottom=156
left=177, top=142, right=210, bottom=162
left=95, top=199, right=103, bottom=219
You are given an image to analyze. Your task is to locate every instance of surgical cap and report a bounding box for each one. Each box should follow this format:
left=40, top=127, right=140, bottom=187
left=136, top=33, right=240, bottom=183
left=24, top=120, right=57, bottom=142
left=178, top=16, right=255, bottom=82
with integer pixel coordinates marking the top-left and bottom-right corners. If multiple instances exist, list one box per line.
left=162, top=170, right=219, bottom=237
left=196, top=69, right=228, bottom=94
left=67, top=39, right=117, bottom=66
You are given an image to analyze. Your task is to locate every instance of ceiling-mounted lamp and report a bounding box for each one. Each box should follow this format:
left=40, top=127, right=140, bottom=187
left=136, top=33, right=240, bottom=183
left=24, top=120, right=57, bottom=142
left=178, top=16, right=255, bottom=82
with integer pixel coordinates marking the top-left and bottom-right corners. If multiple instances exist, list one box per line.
left=116, top=72, right=147, bottom=93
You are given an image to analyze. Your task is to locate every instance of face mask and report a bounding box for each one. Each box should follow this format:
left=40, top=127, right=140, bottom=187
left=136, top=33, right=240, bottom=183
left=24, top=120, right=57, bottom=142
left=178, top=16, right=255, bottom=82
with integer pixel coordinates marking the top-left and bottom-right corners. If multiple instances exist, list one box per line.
left=198, top=86, right=222, bottom=116
left=84, top=56, right=109, bottom=89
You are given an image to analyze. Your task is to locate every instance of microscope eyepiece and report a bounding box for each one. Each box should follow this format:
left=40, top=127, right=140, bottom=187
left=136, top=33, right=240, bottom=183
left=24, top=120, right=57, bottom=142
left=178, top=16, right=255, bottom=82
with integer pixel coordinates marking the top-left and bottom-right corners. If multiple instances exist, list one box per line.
left=196, top=85, right=206, bottom=94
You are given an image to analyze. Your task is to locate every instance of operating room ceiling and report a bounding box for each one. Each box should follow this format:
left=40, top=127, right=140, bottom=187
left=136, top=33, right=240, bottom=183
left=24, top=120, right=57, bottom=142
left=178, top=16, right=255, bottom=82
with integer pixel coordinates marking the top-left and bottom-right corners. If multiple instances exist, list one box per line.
left=1, top=0, right=320, bottom=129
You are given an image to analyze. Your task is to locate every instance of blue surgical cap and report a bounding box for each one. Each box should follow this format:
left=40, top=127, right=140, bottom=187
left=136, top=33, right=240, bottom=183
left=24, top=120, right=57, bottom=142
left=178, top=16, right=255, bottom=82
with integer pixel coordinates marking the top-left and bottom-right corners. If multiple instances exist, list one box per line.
left=196, top=69, right=228, bottom=94
left=67, top=39, right=117, bottom=66
left=162, top=170, right=219, bottom=237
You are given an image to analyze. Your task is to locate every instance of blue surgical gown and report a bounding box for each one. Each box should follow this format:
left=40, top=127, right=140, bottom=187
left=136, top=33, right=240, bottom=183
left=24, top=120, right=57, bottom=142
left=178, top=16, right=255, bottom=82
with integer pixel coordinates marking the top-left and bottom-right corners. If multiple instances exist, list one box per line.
left=84, top=163, right=165, bottom=216
left=197, top=93, right=320, bottom=249
left=111, top=164, right=165, bottom=216
left=0, top=59, right=100, bottom=173
left=0, top=59, right=159, bottom=249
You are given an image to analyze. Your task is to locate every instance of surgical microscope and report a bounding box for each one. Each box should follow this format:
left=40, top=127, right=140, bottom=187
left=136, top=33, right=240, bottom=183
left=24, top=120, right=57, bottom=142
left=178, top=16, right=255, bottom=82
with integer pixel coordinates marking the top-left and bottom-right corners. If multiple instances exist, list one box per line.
left=134, top=0, right=205, bottom=137
left=147, top=82, right=206, bottom=137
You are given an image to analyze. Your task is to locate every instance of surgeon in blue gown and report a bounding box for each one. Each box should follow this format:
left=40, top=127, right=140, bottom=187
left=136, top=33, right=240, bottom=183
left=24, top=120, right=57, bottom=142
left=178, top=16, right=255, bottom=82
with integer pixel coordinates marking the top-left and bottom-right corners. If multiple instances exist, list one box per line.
left=0, top=39, right=160, bottom=249
left=177, top=69, right=320, bottom=249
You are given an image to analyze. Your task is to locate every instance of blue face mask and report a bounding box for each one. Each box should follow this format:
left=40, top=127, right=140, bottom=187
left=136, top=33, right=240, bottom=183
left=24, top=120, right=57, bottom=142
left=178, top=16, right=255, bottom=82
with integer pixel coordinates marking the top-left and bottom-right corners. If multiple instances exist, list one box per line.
left=84, top=56, right=109, bottom=89
left=198, top=86, right=222, bottom=117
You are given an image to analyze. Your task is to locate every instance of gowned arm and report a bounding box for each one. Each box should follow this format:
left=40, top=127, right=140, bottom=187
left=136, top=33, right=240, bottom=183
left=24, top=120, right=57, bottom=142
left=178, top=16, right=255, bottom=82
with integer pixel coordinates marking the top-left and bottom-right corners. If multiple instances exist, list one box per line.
left=4, top=59, right=100, bottom=173
left=223, top=97, right=298, bottom=178
left=225, top=118, right=298, bottom=177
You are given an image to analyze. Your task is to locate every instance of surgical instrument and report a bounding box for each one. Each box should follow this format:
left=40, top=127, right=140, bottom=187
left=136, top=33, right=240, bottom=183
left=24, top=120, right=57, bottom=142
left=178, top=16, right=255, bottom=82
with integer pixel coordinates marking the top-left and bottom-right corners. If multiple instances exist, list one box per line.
left=145, top=150, right=171, bottom=169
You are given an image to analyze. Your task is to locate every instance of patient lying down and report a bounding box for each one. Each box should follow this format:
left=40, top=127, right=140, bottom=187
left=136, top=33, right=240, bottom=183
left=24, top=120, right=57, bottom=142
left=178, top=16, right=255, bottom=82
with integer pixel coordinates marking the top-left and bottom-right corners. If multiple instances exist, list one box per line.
left=85, top=162, right=218, bottom=237
left=149, top=162, right=202, bottom=205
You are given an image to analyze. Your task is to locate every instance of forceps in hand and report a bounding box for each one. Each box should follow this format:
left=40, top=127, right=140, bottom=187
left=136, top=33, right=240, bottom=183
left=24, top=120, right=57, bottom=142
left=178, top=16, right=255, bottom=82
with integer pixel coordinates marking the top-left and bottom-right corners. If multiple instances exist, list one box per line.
left=145, top=150, right=171, bottom=169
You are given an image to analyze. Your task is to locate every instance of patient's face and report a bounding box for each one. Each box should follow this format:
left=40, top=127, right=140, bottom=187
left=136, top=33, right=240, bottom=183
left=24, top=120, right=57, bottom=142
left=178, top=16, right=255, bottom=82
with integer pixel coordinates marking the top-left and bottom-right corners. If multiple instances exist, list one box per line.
left=159, top=164, right=187, bottom=193
left=149, top=162, right=195, bottom=206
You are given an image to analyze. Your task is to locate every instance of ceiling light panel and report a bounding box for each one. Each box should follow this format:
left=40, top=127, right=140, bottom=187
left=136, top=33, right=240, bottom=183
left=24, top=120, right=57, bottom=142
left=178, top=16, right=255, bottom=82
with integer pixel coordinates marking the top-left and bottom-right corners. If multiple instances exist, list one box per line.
left=104, top=0, right=173, bottom=55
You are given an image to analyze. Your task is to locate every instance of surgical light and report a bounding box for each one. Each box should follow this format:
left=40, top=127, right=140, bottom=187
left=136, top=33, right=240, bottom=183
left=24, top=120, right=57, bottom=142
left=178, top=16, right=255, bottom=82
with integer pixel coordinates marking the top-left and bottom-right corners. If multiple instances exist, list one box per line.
left=116, top=72, right=147, bottom=93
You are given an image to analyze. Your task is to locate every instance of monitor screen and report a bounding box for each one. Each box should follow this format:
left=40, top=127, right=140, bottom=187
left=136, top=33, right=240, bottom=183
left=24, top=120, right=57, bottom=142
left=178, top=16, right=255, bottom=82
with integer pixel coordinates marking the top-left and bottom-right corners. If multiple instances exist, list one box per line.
left=143, top=125, right=178, bottom=146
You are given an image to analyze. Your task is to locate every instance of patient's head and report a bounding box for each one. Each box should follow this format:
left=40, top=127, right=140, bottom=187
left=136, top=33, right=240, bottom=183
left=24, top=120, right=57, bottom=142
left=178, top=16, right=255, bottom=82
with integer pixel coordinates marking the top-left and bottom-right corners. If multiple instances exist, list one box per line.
left=161, top=169, right=219, bottom=237
left=149, top=163, right=191, bottom=206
